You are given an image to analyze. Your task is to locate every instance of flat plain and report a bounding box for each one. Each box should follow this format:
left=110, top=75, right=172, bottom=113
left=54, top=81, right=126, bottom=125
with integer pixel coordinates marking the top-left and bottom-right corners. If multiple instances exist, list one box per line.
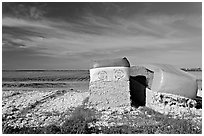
left=2, top=70, right=202, bottom=134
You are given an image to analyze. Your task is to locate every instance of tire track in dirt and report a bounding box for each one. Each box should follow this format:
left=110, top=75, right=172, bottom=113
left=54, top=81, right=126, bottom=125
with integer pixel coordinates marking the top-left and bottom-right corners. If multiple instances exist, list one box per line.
left=2, top=89, right=90, bottom=128
left=2, top=90, right=68, bottom=120
left=3, top=92, right=21, bottom=99
left=18, top=90, right=68, bottom=116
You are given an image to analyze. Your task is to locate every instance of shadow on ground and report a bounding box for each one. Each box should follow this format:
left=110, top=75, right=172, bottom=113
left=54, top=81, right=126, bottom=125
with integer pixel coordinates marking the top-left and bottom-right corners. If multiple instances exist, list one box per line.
left=3, top=106, right=202, bottom=134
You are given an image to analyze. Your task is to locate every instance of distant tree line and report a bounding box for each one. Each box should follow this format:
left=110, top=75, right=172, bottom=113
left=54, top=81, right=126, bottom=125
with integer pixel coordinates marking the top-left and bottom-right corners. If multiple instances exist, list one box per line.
left=181, top=68, right=202, bottom=72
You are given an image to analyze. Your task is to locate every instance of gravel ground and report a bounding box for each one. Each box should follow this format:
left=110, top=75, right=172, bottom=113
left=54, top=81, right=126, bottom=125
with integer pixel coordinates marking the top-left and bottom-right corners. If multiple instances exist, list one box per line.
left=2, top=89, right=90, bottom=128
left=88, top=106, right=202, bottom=130
left=2, top=88, right=202, bottom=130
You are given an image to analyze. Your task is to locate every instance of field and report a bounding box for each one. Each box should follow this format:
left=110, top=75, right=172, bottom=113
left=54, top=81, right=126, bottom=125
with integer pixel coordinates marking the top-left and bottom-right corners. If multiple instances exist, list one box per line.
left=2, top=70, right=202, bottom=134
left=2, top=70, right=90, bottom=92
left=2, top=70, right=202, bottom=90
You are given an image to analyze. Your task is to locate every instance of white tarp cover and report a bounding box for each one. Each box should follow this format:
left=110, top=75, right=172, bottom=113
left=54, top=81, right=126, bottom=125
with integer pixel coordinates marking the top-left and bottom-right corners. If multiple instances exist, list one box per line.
left=141, top=64, right=198, bottom=99
left=91, top=57, right=130, bottom=68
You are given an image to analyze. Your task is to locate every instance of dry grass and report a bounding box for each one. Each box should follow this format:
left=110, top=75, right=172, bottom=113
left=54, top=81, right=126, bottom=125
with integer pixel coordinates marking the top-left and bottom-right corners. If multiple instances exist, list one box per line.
left=2, top=106, right=202, bottom=134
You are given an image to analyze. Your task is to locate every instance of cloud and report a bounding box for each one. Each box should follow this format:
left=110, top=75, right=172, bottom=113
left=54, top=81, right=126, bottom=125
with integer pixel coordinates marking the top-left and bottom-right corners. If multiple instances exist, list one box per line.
left=2, top=2, right=202, bottom=69
left=3, top=2, right=47, bottom=19
left=2, top=12, right=201, bottom=56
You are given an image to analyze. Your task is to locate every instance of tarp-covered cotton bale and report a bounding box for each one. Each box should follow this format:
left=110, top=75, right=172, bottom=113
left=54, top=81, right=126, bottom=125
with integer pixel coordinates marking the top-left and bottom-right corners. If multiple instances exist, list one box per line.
left=89, top=57, right=131, bottom=110
left=142, top=64, right=198, bottom=99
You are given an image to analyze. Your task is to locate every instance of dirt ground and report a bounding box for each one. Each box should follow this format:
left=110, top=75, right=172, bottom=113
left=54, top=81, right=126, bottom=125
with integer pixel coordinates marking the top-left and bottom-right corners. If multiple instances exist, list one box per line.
left=2, top=70, right=202, bottom=134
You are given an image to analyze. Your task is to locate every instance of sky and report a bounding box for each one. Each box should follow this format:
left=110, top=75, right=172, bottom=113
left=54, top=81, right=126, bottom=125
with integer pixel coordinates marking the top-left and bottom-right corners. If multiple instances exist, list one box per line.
left=2, top=2, right=202, bottom=70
